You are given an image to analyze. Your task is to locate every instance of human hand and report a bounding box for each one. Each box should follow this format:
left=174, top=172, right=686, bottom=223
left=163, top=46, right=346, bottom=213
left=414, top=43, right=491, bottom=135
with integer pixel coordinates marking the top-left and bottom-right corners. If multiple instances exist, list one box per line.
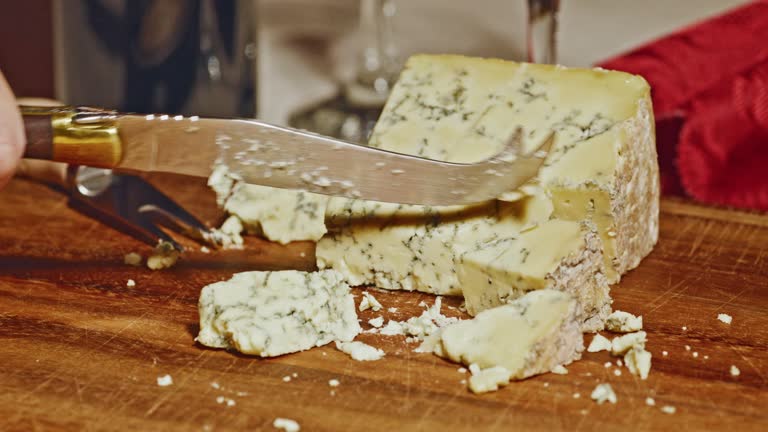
left=0, top=70, right=25, bottom=189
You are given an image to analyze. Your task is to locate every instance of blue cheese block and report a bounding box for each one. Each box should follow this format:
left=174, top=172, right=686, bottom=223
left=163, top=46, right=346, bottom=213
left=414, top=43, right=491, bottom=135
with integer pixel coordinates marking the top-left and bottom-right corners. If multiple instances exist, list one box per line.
left=197, top=270, right=360, bottom=357
left=319, top=55, right=658, bottom=286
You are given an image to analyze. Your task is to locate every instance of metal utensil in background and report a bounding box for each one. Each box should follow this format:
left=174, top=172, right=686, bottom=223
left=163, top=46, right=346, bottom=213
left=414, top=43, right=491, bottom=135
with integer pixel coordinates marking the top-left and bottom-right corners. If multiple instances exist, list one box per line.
left=16, top=161, right=218, bottom=252
left=527, top=0, right=560, bottom=64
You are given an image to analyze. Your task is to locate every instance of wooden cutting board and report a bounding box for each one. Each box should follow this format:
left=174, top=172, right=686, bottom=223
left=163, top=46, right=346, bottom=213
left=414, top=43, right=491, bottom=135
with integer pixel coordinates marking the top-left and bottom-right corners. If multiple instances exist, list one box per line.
left=1, top=175, right=766, bottom=431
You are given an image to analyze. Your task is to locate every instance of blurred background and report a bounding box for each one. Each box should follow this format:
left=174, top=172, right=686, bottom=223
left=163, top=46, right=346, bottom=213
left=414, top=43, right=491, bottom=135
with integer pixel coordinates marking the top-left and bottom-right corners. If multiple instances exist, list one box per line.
left=0, top=0, right=746, bottom=123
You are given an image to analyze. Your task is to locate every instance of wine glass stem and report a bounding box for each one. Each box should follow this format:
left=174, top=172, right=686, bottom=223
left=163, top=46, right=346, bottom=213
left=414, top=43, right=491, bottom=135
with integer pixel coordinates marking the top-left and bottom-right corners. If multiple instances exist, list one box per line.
left=527, top=0, right=560, bottom=64
left=356, top=0, right=398, bottom=92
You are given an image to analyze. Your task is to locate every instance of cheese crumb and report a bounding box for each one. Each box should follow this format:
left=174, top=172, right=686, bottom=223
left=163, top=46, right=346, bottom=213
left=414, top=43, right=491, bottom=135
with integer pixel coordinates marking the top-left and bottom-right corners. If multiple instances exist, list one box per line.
left=292, top=373, right=298, bottom=378
left=718, top=313, right=733, bottom=324
left=457, top=367, right=467, bottom=374
left=374, top=297, right=458, bottom=342
left=334, top=341, right=385, bottom=361
left=156, top=374, right=173, bottom=387
left=126, top=279, right=136, bottom=287
left=328, top=379, right=340, bottom=387
left=613, top=369, right=622, bottom=376
left=468, top=366, right=512, bottom=394
left=551, top=365, right=568, bottom=375
left=730, top=365, right=740, bottom=376
left=662, top=351, right=668, bottom=356
left=646, top=397, right=656, bottom=406
left=210, top=215, right=245, bottom=249
left=211, top=382, right=220, bottom=389
left=682, top=326, right=687, bottom=331
left=605, top=310, right=643, bottom=333
left=684, top=345, right=691, bottom=351
left=604, top=362, right=612, bottom=368
left=273, top=418, right=300, bottom=432
left=147, top=241, right=179, bottom=270
left=124, top=252, right=142, bottom=266
left=624, top=347, right=652, bottom=379
left=587, top=334, right=612, bottom=353
left=387, top=307, right=398, bottom=313
left=200, top=246, right=211, bottom=253
left=591, top=383, right=617, bottom=404
left=611, top=331, right=647, bottom=355
left=282, top=376, right=291, bottom=382
left=379, top=320, right=405, bottom=336
left=359, top=291, right=383, bottom=312
left=692, top=351, right=699, bottom=358
left=368, top=316, right=384, bottom=328
left=573, top=393, right=581, bottom=399
left=661, top=405, right=676, bottom=414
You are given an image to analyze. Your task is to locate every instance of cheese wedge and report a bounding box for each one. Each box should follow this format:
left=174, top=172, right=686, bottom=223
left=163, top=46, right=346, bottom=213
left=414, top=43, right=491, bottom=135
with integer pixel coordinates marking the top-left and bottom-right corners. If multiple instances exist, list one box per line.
left=458, top=220, right=610, bottom=332
left=364, top=55, right=658, bottom=282
left=436, top=289, right=584, bottom=379
left=213, top=55, right=659, bottom=300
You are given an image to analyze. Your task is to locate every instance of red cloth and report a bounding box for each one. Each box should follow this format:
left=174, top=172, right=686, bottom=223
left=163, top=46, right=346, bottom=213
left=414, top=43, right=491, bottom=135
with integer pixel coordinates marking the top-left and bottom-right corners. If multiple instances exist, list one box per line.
left=598, top=0, right=768, bottom=211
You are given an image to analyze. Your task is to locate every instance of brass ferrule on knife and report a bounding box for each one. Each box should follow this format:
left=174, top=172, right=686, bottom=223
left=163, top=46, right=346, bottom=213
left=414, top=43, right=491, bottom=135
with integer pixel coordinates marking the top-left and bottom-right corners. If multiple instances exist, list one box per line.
left=21, top=105, right=123, bottom=168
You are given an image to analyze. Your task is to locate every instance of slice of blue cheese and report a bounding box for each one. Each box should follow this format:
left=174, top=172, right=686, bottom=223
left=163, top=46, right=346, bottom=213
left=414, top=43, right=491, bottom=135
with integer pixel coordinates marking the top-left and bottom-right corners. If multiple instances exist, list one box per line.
left=436, top=289, right=584, bottom=380
left=318, top=194, right=554, bottom=296
left=458, top=220, right=610, bottom=332
left=196, top=270, right=360, bottom=357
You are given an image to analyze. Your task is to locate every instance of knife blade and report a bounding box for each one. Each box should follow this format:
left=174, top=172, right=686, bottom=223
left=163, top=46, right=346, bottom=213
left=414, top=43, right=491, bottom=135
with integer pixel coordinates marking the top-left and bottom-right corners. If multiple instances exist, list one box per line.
left=21, top=106, right=552, bottom=206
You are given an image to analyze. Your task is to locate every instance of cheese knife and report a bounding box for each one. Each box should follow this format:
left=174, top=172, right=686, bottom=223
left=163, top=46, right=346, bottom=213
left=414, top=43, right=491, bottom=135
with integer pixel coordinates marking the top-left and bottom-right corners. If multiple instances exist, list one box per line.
left=20, top=105, right=552, bottom=206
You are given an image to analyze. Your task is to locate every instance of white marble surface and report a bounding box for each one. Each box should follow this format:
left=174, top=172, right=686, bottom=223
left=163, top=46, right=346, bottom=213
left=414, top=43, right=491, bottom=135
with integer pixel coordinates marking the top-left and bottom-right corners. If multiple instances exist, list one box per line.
left=258, top=0, right=748, bottom=124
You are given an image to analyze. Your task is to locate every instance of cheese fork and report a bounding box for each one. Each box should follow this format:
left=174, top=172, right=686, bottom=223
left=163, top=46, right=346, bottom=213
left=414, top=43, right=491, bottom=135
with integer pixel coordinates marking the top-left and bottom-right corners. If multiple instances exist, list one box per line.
left=20, top=106, right=553, bottom=206
left=16, top=161, right=218, bottom=252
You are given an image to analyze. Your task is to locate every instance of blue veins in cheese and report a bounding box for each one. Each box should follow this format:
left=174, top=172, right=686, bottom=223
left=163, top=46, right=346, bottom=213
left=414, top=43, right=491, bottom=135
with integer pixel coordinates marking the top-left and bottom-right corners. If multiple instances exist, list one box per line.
left=209, top=55, right=660, bottom=332
left=197, top=270, right=360, bottom=357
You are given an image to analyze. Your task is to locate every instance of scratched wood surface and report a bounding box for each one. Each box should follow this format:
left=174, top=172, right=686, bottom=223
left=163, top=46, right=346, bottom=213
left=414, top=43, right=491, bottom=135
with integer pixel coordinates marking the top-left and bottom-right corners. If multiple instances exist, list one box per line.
left=0, top=175, right=766, bottom=432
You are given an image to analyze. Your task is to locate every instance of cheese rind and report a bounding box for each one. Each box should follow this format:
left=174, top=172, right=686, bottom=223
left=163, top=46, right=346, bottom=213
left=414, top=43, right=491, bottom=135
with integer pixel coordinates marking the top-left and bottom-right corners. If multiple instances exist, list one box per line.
left=197, top=270, right=360, bottom=357
left=458, top=220, right=610, bottom=331
left=436, top=290, right=584, bottom=380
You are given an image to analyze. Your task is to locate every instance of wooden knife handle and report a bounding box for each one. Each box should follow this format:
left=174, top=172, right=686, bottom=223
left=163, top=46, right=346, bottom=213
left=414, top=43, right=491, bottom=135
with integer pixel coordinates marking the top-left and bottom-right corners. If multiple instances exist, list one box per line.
left=21, top=106, right=123, bottom=168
